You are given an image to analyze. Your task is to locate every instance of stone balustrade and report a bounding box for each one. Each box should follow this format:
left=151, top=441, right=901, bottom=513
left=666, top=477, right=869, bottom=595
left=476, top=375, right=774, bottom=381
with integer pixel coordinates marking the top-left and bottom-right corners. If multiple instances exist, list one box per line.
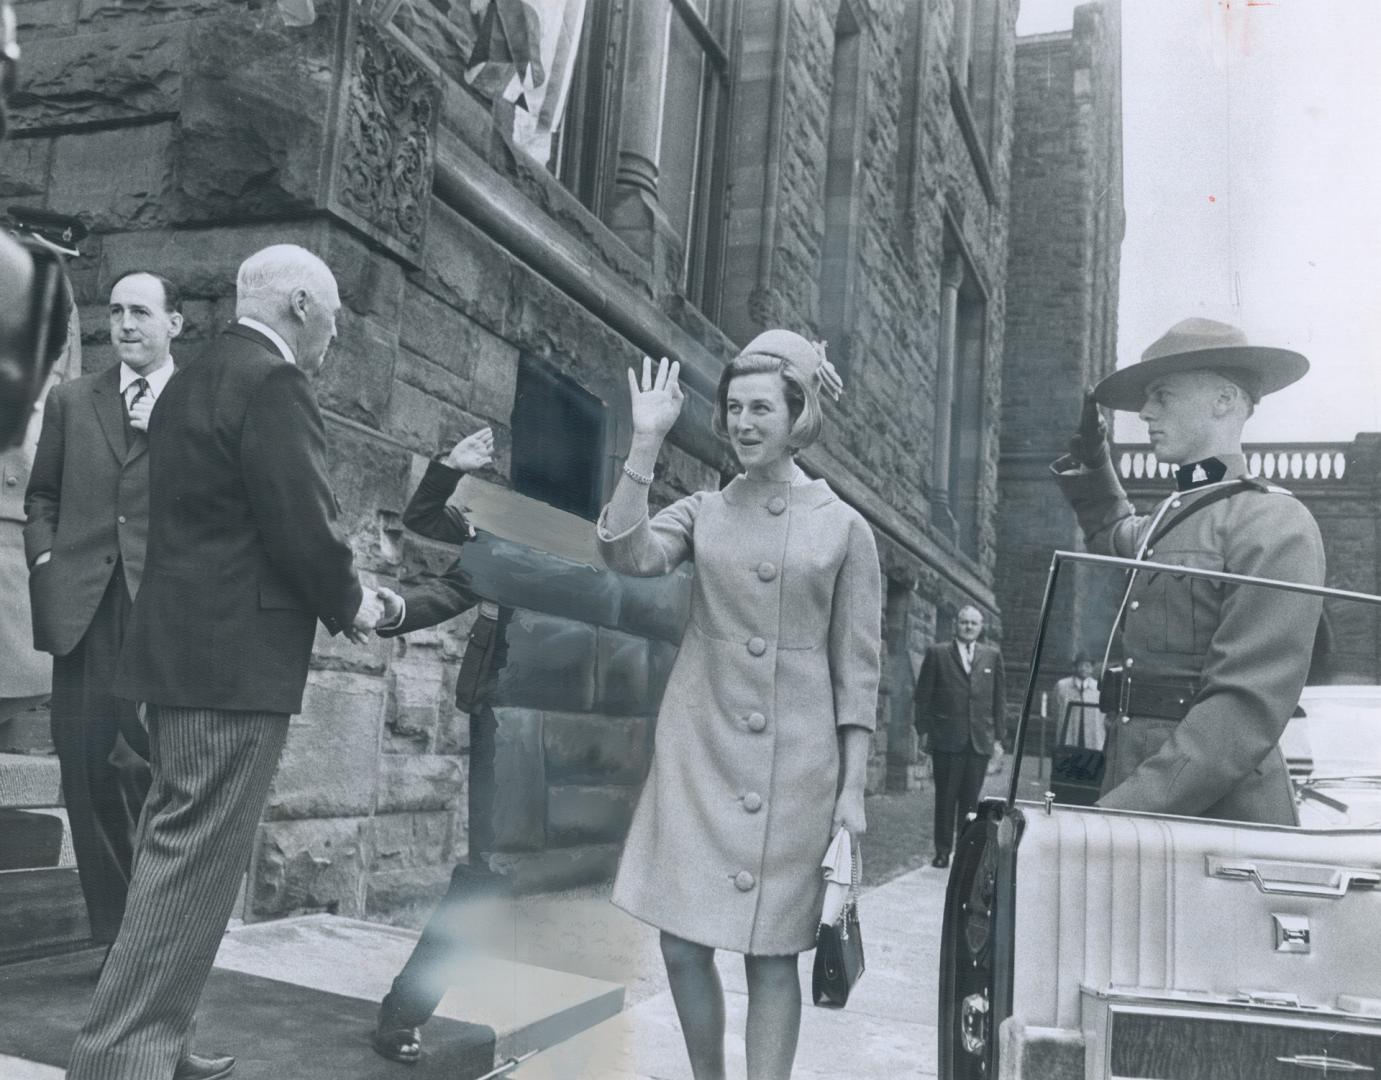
left=1115, top=444, right=1353, bottom=486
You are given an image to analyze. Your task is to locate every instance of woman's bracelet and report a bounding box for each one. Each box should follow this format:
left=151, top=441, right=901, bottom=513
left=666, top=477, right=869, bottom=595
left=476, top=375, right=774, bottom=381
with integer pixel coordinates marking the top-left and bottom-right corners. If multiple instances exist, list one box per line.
left=622, top=462, right=654, bottom=485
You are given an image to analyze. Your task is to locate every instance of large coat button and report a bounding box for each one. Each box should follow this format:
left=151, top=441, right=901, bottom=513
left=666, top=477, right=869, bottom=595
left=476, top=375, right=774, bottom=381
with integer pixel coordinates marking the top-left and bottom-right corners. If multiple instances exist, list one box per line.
left=747, top=711, right=767, bottom=732
left=734, top=870, right=756, bottom=892
left=743, top=792, right=763, bottom=813
left=757, top=561, right=777, bottom=581
left=767, top=497, right=786, bottom=515
left=748, top=636, right=766, bottom=656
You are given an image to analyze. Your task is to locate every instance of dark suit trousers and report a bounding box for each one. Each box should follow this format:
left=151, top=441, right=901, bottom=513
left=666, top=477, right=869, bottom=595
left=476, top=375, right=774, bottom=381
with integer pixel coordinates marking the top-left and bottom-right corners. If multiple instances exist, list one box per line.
left=49, top=560, right=152, bottom=943
left=67, top=706, right=288, bottom=1080
left=932, top=751, right=988, bottom=858
left=380, top=859, right=511, bottom=1029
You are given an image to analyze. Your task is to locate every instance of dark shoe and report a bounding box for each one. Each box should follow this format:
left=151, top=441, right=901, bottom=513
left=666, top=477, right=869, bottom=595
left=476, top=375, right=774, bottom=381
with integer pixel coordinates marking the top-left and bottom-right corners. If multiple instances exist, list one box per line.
left=173, top=1053, right=236, bottom=1080
left=931, top=853, right=950, bottom=869
left=372, top=1020, right=422, bottom=1065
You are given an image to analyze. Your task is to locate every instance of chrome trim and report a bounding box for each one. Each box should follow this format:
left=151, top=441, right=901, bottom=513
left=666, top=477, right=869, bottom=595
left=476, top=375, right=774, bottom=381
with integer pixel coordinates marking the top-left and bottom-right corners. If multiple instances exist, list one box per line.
left=1273, top=913, right=1311, bottom=954
left=1275, top=1054, right=1375, bottom=1073
left=1208, top=855, right=1381, bottom=897
left=1050, top=549, right=1381, bottom=605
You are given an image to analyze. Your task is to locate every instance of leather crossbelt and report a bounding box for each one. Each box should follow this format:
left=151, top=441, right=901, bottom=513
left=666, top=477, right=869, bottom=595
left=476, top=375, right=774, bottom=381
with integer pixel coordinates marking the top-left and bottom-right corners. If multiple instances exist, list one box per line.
left=1098, top=668, right=1199, bottom=722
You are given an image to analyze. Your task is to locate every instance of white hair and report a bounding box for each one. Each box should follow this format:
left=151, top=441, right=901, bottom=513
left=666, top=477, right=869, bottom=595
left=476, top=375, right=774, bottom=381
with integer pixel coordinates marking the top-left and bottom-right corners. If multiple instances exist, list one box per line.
left=235, top=244, right=336, bottom=312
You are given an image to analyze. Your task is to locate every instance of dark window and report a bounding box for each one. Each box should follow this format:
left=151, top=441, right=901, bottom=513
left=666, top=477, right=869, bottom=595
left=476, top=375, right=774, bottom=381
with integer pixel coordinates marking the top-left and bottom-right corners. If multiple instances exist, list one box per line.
left=658, top=0, right=735, bottom=315
left=551, top=1, right=619, bottom=216
left=510, top=356, right=607, bottom=521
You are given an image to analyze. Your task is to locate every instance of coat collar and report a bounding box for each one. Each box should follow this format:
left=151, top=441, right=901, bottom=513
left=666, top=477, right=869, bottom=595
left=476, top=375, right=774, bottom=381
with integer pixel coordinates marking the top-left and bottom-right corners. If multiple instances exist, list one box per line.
left=721, top=473, right=836, bottom=510
left=89, top=365, right=127, bottom=461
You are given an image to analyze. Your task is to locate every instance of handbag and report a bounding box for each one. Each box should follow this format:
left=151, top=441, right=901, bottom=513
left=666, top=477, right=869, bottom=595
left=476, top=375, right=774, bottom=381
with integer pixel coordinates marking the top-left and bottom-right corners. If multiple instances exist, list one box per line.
left=1050, top=698, right=1105, bottom=806
left=812, top=833, right=864, bottom=1008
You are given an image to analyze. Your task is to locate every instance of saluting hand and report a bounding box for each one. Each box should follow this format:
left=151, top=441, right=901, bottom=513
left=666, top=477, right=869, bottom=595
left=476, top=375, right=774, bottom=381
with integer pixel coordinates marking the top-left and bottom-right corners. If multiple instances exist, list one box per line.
left=628, top=356, right=684, bottom=440
left=1069, top=389, right=1109, bottom=468
left=446, top=426, right=494, bottom=472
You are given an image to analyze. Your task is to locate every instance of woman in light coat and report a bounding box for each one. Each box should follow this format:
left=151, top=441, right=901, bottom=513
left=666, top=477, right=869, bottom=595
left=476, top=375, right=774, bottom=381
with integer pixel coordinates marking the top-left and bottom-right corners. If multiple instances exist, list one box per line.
left=597, top=330, right=881, bottom=1079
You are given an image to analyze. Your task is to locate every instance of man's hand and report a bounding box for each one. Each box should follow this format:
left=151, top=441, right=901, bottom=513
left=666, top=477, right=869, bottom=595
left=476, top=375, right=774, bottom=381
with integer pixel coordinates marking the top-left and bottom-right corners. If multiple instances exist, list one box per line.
left=445, top=427, right=494, bottom=473
left=1068, top=389, right=1109, bottom=469
left=347, top=587, right=384, bottom=644
left=376, top=586, right=404, bottom=631
left=128, top=395, right=154, bottom=433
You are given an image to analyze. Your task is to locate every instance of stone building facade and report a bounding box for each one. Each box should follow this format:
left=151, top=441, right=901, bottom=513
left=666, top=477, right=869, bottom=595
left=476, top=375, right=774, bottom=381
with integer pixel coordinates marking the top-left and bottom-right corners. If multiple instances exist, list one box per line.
left=996, top=1, right=1124, bottom=692
left=2, top=0, right=1026, bottom=919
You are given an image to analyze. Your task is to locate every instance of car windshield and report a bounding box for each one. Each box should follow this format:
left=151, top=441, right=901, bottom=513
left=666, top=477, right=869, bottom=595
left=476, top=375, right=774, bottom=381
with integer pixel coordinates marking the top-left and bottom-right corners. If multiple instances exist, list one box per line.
left=1009, top=551, right=1381, bottom=828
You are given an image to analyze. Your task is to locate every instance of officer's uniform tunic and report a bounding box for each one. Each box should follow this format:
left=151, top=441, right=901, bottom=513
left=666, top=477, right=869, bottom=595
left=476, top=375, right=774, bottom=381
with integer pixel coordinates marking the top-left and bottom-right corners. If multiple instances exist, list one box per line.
left=1053, top=452, right=1325, bottom=824
left=597, top=475, right=881, bottom=955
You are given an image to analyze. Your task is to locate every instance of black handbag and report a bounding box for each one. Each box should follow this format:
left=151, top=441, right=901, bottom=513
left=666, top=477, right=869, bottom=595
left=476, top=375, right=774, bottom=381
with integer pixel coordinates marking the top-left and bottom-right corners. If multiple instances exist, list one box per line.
left=1050, top=699, right=1105, bottom=806
left=812, top=841, right=864, bottom=1008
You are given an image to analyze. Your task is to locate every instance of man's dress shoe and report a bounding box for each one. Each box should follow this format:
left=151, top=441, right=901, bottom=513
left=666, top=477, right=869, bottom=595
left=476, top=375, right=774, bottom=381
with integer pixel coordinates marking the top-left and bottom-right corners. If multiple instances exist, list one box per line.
left=372, top=1020, right=422, bottom=1065
left=931, top=853, right=950, bottom=869
left=172, top=1053, right=236, bottom=1080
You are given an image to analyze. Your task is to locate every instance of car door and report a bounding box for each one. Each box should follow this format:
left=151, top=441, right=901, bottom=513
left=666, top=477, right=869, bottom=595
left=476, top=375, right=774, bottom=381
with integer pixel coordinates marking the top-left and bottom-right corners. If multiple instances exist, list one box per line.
left=940, top=552, right=1381, bottom=1080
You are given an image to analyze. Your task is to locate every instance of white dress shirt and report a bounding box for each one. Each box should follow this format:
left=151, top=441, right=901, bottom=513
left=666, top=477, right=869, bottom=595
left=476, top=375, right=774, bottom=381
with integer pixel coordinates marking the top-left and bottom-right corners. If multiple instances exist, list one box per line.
left=236, top=316, right=296, bottom=365
left=119, top=356, right=175, bottom=411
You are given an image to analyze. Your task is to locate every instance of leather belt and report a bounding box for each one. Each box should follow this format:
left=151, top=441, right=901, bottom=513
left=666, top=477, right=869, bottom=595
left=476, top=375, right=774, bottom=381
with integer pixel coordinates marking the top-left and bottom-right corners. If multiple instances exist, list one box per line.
left=1098, top=668, right=1199, bottom=722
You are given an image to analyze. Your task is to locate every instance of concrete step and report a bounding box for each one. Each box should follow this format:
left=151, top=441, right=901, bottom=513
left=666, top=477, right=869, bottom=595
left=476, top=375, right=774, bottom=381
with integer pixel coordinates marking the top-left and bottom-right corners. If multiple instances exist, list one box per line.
left=0, top=752, right=62, bottom=810
left=214, top=913, right=625, bottom=1074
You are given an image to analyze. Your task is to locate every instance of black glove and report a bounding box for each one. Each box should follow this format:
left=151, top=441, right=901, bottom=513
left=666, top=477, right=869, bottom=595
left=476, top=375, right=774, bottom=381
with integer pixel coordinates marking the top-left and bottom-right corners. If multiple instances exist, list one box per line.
left=1067, top=389, right=1109, bottom=469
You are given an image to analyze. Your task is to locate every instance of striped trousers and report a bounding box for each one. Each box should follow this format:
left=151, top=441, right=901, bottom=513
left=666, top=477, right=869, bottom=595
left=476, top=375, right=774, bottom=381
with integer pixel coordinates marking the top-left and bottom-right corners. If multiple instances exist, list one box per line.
left=67, top=706, right=289, bottom=1080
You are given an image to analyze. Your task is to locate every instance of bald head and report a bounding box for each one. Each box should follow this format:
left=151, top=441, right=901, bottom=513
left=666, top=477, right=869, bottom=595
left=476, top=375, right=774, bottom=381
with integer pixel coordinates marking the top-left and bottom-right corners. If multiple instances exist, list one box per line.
left=235, top=244, right=340, bottom=373
left=955, top=606, right=984, bottom=643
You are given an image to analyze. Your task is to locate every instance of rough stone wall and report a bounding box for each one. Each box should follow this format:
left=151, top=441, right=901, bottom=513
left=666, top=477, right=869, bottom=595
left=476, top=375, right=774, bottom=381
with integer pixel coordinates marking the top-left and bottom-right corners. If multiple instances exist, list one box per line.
left=3, top=0, right=1028, bottom=910
left=995, top=2, right=1124, bottom=698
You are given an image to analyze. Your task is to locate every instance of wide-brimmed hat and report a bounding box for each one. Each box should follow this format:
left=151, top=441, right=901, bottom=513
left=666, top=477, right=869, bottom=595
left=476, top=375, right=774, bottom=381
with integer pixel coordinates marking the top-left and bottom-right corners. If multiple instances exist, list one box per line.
left=1093, top=317, right=1308, bottom=412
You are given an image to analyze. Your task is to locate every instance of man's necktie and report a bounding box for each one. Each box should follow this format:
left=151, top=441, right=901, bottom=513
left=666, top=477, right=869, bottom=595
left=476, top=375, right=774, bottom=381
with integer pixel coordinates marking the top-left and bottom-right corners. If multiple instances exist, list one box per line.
left=127, top=378, right=150, bottom=414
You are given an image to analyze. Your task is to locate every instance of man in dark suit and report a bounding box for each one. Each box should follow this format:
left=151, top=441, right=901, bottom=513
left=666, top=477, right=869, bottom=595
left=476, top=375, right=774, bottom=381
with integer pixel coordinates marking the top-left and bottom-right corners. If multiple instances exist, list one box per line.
left=365, top=428, right=503, bottom=1066
left=67, top=245, right=384, bottom=1080
left=23, top=270, right=183, bottom=944
left=913, top=605, right=1007, bottom=868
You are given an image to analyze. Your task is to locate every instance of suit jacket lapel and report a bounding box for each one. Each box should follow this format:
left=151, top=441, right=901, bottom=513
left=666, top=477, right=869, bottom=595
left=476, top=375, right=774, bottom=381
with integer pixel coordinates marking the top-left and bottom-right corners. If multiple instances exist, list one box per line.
left=91, top=367, right=127, bottom=460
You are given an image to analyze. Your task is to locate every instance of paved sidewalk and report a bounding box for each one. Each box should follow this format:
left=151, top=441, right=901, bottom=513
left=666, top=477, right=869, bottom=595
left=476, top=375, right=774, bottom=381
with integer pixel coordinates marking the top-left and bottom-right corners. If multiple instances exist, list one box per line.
left=510, top=860, right=951, bottom=1079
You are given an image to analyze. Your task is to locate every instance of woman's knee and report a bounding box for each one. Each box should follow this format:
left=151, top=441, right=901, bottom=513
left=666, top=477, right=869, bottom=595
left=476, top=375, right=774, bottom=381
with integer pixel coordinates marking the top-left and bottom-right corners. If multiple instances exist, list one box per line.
left=660, top=931, right=715, bottom=974
left=744, top=953, right=799, bottom=990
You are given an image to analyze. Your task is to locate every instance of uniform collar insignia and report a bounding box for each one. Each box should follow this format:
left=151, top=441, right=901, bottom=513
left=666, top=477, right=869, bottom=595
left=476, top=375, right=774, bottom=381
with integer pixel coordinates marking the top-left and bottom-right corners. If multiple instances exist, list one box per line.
left=1174, top=457, right=1228, bottom=491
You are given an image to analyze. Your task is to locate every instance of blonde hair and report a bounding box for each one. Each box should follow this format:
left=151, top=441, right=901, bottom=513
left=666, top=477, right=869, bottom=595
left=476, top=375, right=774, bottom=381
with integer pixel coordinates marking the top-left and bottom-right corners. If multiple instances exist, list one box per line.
left=711, top=352, right=824, bottom=450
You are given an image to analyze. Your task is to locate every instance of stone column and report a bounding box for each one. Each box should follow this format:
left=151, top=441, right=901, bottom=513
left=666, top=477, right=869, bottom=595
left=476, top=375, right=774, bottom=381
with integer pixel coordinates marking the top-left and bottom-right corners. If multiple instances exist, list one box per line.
left=609, top=0, right=679, bottom=285
left=932, top=251, right=962, bottom=539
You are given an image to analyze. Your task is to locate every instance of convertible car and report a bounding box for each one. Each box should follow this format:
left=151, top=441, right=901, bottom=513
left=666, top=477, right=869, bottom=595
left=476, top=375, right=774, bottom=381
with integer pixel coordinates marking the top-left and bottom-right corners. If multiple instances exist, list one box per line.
left=939, top=551, right=1381, bottom=1079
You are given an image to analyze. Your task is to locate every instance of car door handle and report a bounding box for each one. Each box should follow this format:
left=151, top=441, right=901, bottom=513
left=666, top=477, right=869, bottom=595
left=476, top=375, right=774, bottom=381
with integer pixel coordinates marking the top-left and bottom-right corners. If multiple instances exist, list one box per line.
left=1207, top=856, right=1381, bottom=897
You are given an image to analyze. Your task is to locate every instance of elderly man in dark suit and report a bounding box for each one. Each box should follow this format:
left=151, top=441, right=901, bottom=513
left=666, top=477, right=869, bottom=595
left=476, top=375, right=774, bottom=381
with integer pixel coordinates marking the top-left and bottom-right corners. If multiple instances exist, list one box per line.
left=23, top=271, right=183, bottom=945
left=66, top=245, right=384, bottom=1080
left=913, top=605, right=1007, bottom=868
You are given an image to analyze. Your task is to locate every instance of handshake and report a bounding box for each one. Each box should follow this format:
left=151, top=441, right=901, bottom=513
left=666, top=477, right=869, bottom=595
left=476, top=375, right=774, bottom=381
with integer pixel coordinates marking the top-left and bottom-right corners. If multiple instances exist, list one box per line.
left=346, top=585, right=405, bottom=645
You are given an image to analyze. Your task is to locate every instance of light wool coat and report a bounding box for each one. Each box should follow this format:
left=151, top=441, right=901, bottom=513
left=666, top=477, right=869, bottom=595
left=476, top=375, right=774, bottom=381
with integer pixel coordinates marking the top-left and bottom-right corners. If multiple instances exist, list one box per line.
left=597, top=474, right=881, bottom=955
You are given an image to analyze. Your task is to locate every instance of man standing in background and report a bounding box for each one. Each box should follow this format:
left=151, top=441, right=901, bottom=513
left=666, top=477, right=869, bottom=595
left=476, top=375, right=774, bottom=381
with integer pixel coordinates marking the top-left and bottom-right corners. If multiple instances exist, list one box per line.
left=23, top=270, right=182, bottom=945
left=914, top=606, right=1007, bottom=869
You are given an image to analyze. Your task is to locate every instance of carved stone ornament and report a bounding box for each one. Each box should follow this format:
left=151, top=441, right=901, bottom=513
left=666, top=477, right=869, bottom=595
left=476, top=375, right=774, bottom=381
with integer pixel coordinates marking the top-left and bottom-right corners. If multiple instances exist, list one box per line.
left=334, top=19, right=440, bottom=262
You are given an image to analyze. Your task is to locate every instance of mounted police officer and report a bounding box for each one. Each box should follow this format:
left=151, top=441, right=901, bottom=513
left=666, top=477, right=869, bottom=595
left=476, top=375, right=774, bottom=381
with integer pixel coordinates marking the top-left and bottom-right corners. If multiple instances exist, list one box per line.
left=1053, top=317, right=1325, bottom=825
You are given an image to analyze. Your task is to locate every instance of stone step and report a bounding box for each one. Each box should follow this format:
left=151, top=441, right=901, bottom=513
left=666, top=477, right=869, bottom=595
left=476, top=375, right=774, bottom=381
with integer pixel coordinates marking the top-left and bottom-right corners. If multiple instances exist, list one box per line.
left=0, top=867, right=92, bottom=964
left=0, top=913, right=624, bottom=1079
left=0, top=753, right=62, bottom=810
left=213, top=913, right=626, bottom=1075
